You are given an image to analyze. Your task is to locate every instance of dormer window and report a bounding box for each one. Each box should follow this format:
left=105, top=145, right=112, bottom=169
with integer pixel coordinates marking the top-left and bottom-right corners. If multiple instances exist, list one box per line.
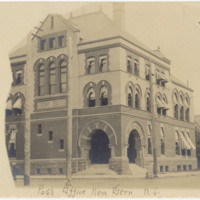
left=58, top=35, right=64, bottom=47
left=49, top=38, right=55, bottom=49
left=40, top=39, right=46, bottom=51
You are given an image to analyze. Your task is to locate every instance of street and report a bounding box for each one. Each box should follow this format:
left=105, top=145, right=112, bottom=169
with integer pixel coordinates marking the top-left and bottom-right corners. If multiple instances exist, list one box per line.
left=10, top=171, right=200, bottom=198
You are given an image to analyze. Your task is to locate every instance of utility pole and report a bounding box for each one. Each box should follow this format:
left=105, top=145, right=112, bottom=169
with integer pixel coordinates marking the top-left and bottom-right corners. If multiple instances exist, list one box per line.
left=66, top=36, right=73, bottom=185
left=24, top=33, right=32, bottom=186
left=149, top=59, right=158, bottom=178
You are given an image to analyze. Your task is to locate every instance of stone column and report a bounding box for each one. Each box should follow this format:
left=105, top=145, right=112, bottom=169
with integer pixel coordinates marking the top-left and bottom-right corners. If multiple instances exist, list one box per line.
left=109, top=145, right=116, bottom=158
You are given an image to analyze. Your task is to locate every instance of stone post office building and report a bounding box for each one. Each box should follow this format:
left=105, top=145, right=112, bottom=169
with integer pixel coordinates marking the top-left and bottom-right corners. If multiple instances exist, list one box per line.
left=5, top=3, right=197, bottom=175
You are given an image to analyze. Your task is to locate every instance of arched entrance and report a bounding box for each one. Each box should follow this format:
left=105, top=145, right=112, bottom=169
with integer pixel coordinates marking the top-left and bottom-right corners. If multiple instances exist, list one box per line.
left=127, top=130, right=141, bottom=163
left=89, top=130, right=111, bottom=164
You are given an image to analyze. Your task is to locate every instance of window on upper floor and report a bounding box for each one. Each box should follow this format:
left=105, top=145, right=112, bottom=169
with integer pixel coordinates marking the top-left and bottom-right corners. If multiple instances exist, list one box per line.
left=13, top=97, right=22, bottom=116
left=49, top=37, right=55, bottom=49
left=185, top=108, right=190, bottom=122
left=134, top=59, right=139, bottom=76
left=58, top=35, right=64, bottom=47
left=135, top=89, right=140, bottom=109
left=146, top=93, right=151, bottom=112
left=60, top=61, right=67, bottom=93
left=180, top=106, right=184, bottom=121
left=15, top=70, right=23, bottom=85
left=40, top=39, right=46, bottom=51
left=145, top=64, right=150, bottom=81
left=6, top=98, right=12, bottom=117
left=87, top=57, right=95, bottom=74
left=38, top=65, right=45, bottom=96
left=49, top=63, right=56, bottom=94
left=175, top=131, right=180, bottom=155
left=128, top=86, right=133, bottom=107
left=87, top=88, right=95, bottom=107
left=99, top=55, right=107, bottom=72
left=100, top=85, right=108, bottom=106
left=156, top=69, right=168, bottom=87
left=127, top=56, right=132, bottom=73
left=147, top=124, right=152, bottom=155
left=174, top=104, right=179, bottom=119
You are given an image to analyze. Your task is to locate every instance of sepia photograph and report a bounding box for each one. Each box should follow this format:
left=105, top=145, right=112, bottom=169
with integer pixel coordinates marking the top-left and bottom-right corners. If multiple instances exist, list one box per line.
left=1, top=1, right=200, bottom=198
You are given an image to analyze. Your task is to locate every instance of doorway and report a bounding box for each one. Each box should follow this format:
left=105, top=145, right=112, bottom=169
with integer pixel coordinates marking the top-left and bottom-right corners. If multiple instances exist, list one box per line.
left=127, top=130, right=140, bottom=163
left=90, top=130, right=110, bottom=164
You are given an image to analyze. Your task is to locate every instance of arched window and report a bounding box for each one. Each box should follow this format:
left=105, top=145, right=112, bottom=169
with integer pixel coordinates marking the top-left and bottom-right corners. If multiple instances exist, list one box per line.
left=128, top=86, right=133, bottom=107
left=6, top=98, right=12, bottom=116
left=180, top=106, right=184, bottom=121
left=100, top=86, right=108, bottom=106
left=99, top=56, right=107, bottom=72
left=49, top=63, right=56, bottom=94
left=146, top=93, right=151, bottom=111
left=60, top=61, right=67, bottom=93
left=185, top=108, right=190, bottom=122
left=87, top=57, right=95, bottom=74
left=162, top=96, right=168, bottom=116
left=157, top=96, right=162, bottom=115
left=127, top=56, right=132, bottom=73
left=134, top=59, right=139, bottom=76
left=13, top=97, right=22, bottom=116
left=38, top=65, right=45, bottom=96
left=174, top=104, right=178, bottom=119
left=135, top=89, right=140, bottom=109
left=87, top=88, right=95, bottom=107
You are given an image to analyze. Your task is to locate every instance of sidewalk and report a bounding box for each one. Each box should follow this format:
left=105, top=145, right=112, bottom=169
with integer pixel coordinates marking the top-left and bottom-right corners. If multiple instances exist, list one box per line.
left=15, top=170, right=200, bottom=180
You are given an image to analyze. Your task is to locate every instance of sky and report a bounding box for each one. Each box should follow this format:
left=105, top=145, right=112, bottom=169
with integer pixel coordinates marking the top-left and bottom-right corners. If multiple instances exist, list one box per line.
left=1, top=2, right=200, bottom=194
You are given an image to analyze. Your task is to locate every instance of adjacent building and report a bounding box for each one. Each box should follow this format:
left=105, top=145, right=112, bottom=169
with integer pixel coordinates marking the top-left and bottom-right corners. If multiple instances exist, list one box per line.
left=5, top=3, right=197, bottom=176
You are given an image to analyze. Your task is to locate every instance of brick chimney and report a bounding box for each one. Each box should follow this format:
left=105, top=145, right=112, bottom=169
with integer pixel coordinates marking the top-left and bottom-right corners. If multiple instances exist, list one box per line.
left=113, top=2, right=125, bottom=30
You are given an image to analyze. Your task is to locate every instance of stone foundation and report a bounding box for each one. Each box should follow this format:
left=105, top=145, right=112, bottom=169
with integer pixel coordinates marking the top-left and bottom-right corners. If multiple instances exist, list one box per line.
left=109, top=157, right=132, bottom=175
left=9, top=157, right=198, bottom=176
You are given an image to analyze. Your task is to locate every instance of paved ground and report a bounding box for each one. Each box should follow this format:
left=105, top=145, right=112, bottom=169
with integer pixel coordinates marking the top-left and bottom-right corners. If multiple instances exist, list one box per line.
left=10, top=171, right=200, bottom=198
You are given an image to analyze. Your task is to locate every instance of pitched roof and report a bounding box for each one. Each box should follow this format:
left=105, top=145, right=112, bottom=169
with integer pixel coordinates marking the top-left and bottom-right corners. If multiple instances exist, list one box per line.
left=9, top=36, right=27, bottom=58
left=170, top=74, right=192, bottom=91
left=9, top=10, right=170, bottom=63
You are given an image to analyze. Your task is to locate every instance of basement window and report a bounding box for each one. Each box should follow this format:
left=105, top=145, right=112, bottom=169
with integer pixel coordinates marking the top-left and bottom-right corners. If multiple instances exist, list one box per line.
left=59, top=168, right=63, bottom=174
left=37, top=168, right=40, bottom=174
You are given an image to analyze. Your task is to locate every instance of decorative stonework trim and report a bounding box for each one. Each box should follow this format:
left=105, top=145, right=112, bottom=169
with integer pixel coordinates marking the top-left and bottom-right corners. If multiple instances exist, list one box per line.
left=78, top=119, right=117, bottom=146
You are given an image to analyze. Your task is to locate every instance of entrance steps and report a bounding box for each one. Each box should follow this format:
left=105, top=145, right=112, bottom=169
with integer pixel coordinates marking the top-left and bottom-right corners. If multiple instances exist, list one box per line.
left=129, top=163, right=147, bottom=178
left=74, top=164, right=117, bottom=176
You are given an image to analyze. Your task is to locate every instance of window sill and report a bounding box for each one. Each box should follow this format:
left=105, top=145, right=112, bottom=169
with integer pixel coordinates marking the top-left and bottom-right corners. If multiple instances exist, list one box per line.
left=37, top=134, right=42, bottom=136
left=48, top=141, right=53, bottom=144
left=59, top=149, right=64, bottom=152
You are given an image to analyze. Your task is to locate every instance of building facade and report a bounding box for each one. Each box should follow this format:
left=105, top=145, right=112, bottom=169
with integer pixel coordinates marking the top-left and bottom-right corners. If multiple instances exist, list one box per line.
left=5, top=3, right=197, bottom=176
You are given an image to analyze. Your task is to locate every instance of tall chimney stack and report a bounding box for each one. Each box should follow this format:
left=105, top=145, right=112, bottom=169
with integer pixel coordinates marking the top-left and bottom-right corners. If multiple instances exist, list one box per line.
left=113, top=2, right=125, bottom=31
